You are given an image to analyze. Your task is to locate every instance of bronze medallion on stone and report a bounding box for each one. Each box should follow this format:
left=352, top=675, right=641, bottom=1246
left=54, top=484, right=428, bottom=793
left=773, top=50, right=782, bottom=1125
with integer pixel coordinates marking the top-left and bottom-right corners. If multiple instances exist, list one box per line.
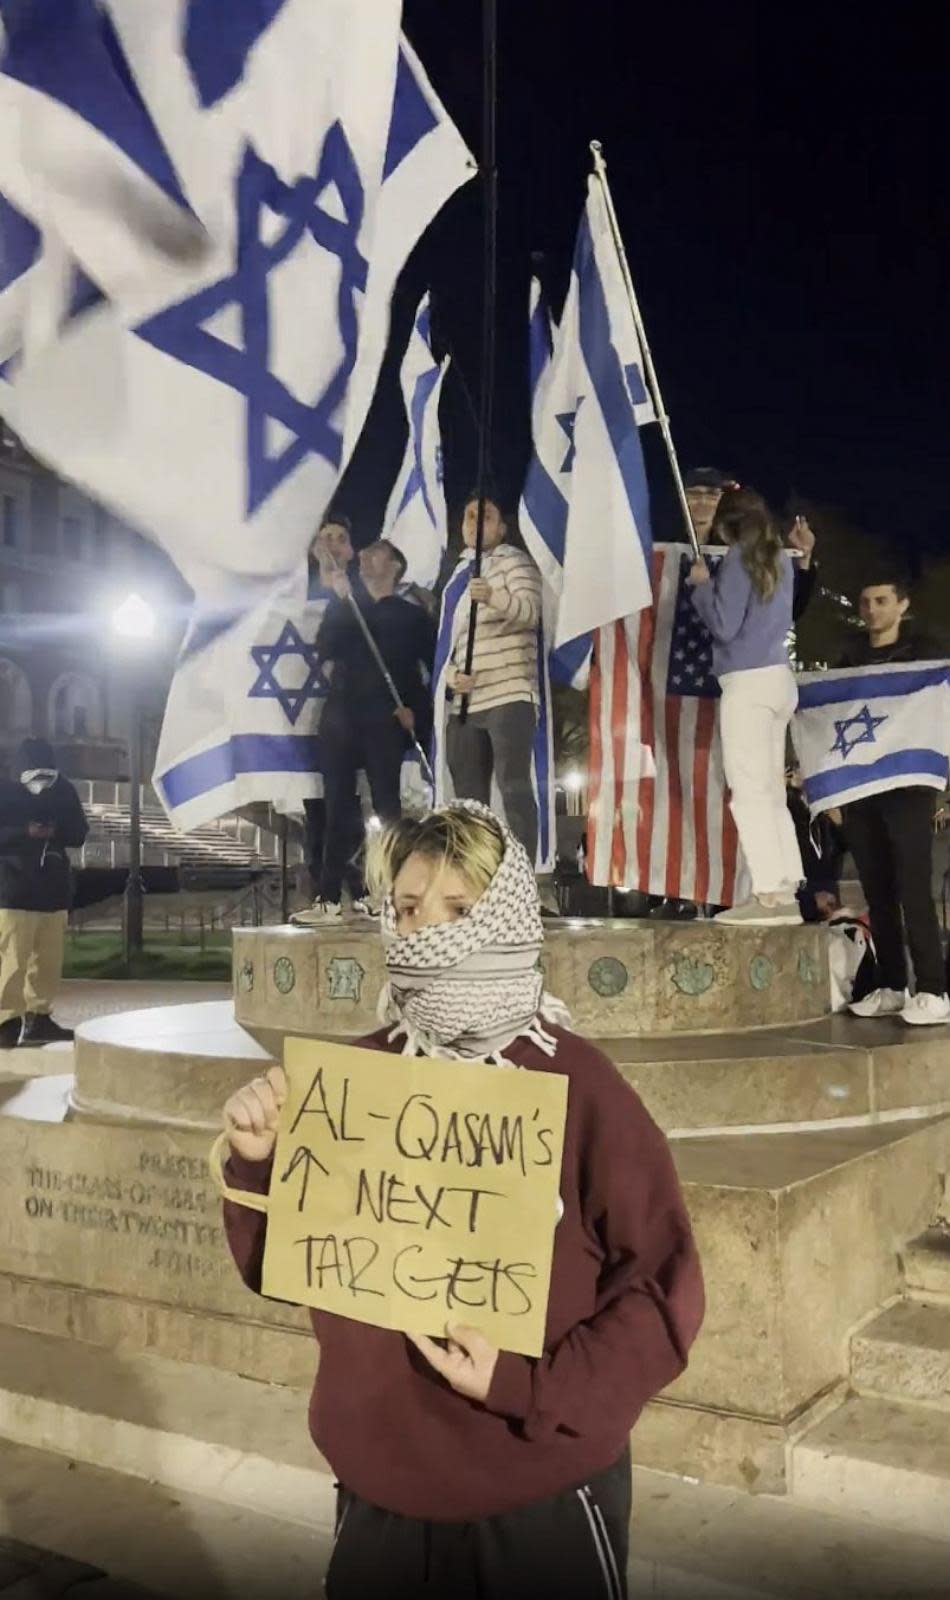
left=326, top=955, right=366, bottom=1003
left=670, top=952, right=715, bottom=996
left=587, top=955, right=629, bottom=999
left=798, top=948, right=820, bottom=986
left=273, top=956, right=296, bottom=995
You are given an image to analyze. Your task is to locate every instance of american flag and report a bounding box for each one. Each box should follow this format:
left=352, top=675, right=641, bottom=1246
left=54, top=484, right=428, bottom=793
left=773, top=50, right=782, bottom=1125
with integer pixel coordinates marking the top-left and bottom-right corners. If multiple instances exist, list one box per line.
left=587, top=544, right=746, bottom=906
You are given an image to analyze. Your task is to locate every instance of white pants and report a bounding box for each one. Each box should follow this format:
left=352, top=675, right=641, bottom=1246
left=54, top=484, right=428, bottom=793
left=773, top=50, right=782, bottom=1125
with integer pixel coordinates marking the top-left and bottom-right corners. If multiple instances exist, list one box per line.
left=719, top=665, right=804, bottom=896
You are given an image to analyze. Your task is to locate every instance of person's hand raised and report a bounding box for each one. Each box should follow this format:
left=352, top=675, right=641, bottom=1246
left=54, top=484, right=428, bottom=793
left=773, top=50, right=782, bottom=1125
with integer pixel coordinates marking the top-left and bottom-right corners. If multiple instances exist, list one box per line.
left=223, top=1065, right=287, bottom=1164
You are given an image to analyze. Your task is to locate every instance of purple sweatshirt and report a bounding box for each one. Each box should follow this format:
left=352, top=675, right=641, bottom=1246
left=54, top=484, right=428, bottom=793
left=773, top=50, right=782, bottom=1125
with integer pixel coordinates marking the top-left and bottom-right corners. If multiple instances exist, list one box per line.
left=689, top=545, right=794, bottom=677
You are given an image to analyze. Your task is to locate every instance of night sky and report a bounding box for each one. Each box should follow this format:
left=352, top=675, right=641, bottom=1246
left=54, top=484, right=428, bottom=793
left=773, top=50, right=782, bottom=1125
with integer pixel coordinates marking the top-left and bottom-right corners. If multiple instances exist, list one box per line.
left=342, top=1, right=950, bottom=561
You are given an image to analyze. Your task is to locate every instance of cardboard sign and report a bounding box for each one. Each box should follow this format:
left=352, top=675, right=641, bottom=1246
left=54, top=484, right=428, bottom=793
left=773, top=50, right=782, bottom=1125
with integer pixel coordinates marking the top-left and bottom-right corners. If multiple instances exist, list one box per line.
left=261, top=1038, right=569, bottom=1357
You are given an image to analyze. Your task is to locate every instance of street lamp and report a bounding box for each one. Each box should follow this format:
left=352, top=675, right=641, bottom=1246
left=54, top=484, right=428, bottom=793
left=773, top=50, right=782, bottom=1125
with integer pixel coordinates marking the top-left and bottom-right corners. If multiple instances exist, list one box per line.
left=110, top=593, right=156, bottom=958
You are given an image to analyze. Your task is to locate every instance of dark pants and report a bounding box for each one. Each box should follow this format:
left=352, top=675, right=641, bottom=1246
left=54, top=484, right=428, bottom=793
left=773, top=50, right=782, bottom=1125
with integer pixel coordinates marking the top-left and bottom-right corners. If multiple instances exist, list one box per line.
left=844, top=787, right=945, bottom=996
left=326, top=1450, right=630, bottom=1600
left=303, top=796, right=363, bottom=902
left=322, top=703, right=406, bottom=905
left=447, top=701, right=538, bottom=864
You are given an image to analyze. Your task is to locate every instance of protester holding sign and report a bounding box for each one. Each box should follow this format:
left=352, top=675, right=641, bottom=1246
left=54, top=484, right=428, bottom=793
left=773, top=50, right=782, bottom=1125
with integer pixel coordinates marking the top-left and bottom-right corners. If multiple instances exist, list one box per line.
left=688, top=488, right=804, bottom=924
left=220, top=801, right=703, bottom=1600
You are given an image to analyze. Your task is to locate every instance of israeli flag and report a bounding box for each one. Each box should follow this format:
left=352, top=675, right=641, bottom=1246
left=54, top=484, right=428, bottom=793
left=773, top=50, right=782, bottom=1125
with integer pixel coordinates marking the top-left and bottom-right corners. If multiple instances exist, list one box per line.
left=0, top=2, right=474, bottom=590
left=381, top=292, right=448, bottom=589
left=520, top=175, right=653, bottom=661
left=153, top=570, right=331, bottom=830
left=794, top=661, right=950, bottom=816
left=431, top=551, right=555, bottom=872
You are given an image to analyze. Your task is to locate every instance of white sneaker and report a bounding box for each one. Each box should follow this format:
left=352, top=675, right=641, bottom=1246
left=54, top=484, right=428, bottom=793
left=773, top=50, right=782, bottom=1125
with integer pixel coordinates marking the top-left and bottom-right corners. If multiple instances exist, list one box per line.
left=290, top=900, right=342, bottom=927
left=901, top=992, right=950, bottom=1027
left=350, top=898, right=378, bottom=919
left=715, top=897, right=802, bottom=927
left=849, top=987, right=906, bottom=1018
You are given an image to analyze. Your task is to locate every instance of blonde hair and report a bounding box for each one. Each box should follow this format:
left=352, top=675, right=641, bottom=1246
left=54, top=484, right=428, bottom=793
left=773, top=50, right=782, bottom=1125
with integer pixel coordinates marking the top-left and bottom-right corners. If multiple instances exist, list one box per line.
left=712, top=487, right=784, bottom=601
left=366, top=806, right=505, bottom=903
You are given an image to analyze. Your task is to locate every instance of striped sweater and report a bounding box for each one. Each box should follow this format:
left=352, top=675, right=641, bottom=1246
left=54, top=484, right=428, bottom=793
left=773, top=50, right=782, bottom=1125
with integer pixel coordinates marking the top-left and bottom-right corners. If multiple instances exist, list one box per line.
left=448, top=544, right=542, bottom=714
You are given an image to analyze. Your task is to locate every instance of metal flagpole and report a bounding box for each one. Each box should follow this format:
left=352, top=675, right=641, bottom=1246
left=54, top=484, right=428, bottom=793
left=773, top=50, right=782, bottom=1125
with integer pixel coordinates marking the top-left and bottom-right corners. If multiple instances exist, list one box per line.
left=589, top=139, right=700, bottom=559
left=458, top=0, right=499, bottom=725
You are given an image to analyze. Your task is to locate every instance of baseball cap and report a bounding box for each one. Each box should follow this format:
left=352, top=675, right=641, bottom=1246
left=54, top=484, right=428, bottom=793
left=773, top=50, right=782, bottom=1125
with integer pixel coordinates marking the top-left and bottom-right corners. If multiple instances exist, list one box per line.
left=685, top=467, right=740, bottom=490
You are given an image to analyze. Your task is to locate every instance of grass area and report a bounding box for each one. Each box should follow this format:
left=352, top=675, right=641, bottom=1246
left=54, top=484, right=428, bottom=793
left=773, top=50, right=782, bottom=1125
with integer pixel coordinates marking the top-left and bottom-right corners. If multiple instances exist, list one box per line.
left=64, top=930, right=232, bottom=982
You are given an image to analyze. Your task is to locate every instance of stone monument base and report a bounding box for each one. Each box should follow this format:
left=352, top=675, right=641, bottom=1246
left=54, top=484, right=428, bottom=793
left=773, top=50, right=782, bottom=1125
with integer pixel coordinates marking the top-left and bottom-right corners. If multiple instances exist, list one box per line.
left=0, top=916, right=948, bottom=1534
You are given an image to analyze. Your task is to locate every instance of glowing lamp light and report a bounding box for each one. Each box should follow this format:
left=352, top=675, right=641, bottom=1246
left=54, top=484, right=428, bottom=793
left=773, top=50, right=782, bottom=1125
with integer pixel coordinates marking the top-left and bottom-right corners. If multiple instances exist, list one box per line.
left=111, top=592, right=156, bottom=642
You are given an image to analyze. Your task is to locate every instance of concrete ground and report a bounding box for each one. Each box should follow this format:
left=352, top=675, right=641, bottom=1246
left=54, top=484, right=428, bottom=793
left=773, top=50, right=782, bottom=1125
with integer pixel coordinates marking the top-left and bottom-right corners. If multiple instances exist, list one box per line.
left=3, top=1436, right=950, bottom=1600
left=55, top=980, right=232, bottom=1029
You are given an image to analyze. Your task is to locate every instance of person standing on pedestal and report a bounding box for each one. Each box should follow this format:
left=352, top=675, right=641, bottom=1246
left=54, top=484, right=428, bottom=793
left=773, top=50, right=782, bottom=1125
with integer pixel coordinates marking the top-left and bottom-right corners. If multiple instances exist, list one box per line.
left=445, top=495, right=542, bottom=864
left=687, top=489, right=804, bottom=925
left=297, top=515, right=365, bottom=920
left=314, top=540, right=434, bottom=922
left=0, top=739, right=88, bottom=1048
left=838, top=575, right=950, bottom=1026
left=650, top=468, right=819, bottom=923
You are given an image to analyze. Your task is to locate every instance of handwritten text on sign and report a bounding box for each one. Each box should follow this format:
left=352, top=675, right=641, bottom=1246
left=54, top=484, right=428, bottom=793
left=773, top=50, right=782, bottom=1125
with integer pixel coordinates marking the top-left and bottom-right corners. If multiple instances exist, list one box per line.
left=261, top=1039, right=569, bottom=1357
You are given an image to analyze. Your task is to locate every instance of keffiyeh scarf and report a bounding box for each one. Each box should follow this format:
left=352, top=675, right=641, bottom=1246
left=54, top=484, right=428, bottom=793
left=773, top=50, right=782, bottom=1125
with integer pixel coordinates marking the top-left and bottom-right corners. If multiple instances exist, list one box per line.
left=378, top=801, right=569, bottom=1062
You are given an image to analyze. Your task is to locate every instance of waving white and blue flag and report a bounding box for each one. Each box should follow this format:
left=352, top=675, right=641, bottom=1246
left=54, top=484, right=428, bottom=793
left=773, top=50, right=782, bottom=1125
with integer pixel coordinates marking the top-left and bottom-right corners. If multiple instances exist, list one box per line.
left=794, top=661, right=950, bottom=816
left=0, top=1, right=474, bottom=591
left=153, top=570, right=332, bottom=829
left=382, top=291, right=448, bottom=589
left=431, top=552, right=556, bottom=872
left=520, top=174, right=653, bottom=672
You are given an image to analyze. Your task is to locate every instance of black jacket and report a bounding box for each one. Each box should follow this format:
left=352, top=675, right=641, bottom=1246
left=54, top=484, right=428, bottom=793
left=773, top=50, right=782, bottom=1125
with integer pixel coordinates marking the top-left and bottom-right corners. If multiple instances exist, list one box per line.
left=0, top=775, right=89, bottom=912
left=792, top=562, right=817, bottom=623
left=837, top=629, right=947, bottom=668
left=316, top=589, right=435, bottom=739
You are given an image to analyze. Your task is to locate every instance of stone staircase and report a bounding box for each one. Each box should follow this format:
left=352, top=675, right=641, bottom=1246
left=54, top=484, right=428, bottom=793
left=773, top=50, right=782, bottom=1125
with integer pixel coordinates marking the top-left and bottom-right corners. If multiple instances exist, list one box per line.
left=789, top=1197, right=950, bottom=1540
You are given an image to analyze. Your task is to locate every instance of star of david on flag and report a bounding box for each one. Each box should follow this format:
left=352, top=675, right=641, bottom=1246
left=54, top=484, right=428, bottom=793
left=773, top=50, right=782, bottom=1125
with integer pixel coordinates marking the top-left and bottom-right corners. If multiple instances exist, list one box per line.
left=154, top=570, right=332, bottom=830
left=830, top=704, right=887, bottom=760
left=381, top=290, right=450, bottom=589
left=793, top=661, right=950, bottom=817
left=138, top=128, right=368, bottom=516
left=556, top=400, right=584, bottom=474
left=248, top=620, right=327, bottom=726
left=0, top=3, right=474, bottom=596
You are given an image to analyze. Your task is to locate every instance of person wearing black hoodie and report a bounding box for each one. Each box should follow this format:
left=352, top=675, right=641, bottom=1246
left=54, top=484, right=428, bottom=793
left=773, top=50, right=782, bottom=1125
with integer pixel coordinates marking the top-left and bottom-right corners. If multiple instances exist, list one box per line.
left=0, top=738, right=88, bottom=1048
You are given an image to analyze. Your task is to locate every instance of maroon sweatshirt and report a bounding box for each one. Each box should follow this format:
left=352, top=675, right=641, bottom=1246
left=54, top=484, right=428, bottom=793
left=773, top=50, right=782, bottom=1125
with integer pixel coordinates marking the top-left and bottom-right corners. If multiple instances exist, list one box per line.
left=223, top=1025, right=704, bottom=1522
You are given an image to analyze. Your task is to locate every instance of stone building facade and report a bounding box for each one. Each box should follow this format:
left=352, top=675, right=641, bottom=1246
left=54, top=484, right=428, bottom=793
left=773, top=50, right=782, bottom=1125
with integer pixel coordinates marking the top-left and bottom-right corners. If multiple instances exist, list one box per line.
left=0, top=423, right=180, bottom=782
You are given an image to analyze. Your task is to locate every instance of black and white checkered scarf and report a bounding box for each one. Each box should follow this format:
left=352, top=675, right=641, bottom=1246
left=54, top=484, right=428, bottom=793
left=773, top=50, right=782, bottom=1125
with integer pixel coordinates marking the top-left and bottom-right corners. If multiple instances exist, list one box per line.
left=378, top=802, right=569, bottom=1062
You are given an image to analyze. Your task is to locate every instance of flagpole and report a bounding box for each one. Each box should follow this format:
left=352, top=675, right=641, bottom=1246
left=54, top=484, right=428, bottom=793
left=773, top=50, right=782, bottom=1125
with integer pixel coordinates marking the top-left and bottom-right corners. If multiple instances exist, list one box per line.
left=589, top=140, right=700, bottom=559
left=459, top=0, right=499, bottom=724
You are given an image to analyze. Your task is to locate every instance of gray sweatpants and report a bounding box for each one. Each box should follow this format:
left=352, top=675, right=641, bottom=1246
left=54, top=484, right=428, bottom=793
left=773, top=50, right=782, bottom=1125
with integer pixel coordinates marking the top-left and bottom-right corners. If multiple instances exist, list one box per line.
left=446, top=701, right=538, bottom=864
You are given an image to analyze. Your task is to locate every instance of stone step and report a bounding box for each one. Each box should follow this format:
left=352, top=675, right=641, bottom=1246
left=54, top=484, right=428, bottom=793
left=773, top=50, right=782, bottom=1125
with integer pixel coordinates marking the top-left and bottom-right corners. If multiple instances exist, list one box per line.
left=72, top=998, right=950, bottom=1138
left=902, top=1227, right=950, bottom=1299
left=790, top=1392, right=950, bottom=1540
left=5, top=1385, right=950, bottom=1598
left=0, top=1324, right=332, bottom=1530
left=850, top=1299, right=950, bottom=1408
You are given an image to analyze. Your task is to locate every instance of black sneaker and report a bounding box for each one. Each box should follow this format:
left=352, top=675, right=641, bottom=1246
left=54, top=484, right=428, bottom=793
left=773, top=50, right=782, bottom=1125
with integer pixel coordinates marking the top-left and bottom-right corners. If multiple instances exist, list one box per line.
left=20, top=1013, right=74, bottom=1045
left=0, top=1016, right=23, bottom=1050
left=648, top=898, right=698, bottom=922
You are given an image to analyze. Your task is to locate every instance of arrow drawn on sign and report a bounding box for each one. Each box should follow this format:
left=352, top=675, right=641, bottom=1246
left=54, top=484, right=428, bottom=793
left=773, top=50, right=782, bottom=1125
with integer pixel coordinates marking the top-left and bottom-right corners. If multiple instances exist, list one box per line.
left=280, top=1145, right=330, bottom=1213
